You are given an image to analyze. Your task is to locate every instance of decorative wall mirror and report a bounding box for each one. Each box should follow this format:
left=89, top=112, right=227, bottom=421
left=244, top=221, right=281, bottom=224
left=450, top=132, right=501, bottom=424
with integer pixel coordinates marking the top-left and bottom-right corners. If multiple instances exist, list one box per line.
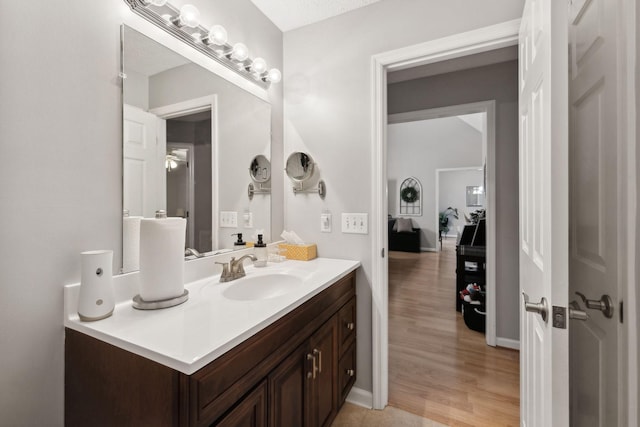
left=399, top=177, right=422, bottom=216
left=121, top=25, right=271, bottom=273
left=285, top=152, right=315, bottom=182
left=285, top=152, right=326, bottom=199
left=466, top=185, right=485, bottom=207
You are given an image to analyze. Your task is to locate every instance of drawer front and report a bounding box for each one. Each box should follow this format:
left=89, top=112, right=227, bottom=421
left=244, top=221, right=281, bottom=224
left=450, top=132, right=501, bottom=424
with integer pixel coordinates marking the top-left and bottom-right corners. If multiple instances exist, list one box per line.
left=337, top=297, right=356, bottom=357
left=338, top=342, right=356, bottom=404
left=213, top=380, right=267, bottom=427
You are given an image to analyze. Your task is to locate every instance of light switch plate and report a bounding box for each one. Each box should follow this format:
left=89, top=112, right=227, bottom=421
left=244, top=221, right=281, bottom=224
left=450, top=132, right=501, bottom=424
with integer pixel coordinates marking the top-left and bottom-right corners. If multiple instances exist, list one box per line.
left=220, top=211, right=238, bottom=228
left=243, top=212, right=253, bottom=228
left=341, top=213, right=368, bottom=234
left=320, top=213, right=332, bottom=232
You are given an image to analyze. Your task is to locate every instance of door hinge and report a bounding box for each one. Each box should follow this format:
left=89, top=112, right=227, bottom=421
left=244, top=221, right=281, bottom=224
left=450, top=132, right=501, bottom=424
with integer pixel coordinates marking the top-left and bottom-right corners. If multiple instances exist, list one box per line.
left=381, top=248, right=385, bottom=258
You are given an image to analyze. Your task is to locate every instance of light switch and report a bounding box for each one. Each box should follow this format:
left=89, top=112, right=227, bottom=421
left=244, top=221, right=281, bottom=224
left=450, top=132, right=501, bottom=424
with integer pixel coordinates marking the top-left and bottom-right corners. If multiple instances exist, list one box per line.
left=321, top=213, right=332, bottom=232
left=341, top=213, right=368, bottom=234
left=220, top=211, right=238, bottom=228
left=243, top=212, right=253, bottom=228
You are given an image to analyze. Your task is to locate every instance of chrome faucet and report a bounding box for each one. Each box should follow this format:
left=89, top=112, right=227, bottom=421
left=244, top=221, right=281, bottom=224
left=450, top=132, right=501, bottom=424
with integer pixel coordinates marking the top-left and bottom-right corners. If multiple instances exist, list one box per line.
left=185, top=248, right=203, bottom=258
left=216, top=255, right=258, bottom=282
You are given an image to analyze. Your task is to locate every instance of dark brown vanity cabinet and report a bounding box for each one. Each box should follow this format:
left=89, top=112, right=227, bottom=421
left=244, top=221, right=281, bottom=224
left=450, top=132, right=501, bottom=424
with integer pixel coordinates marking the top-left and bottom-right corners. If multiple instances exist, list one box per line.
left=66, top=271, right=356, bottom=427
left=269, top=318, right=337, bottom=427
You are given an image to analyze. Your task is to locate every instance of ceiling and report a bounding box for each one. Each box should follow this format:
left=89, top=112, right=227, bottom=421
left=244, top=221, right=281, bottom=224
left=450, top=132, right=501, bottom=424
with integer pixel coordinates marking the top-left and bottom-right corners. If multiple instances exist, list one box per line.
left=250, top=0, right=382, bottom=32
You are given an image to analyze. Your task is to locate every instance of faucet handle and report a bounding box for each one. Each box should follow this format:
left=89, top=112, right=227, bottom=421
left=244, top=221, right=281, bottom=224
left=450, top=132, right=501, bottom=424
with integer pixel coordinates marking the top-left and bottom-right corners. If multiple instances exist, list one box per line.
left=215, top=261, right=231, bottom=282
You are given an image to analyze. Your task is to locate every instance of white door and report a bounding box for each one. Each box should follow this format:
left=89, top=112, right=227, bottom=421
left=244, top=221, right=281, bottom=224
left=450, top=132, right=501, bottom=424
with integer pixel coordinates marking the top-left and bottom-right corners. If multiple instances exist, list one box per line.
left=519, top=0, right=570, bottom=425
left=123, top=104, right=166, bottom=218
left=568, top=0, right=630, bottom=424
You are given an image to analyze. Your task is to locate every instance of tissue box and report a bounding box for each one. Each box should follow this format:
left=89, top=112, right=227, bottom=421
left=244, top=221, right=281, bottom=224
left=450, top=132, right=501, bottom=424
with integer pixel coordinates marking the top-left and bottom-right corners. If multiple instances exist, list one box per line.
left=278, top=244, right=317, bottom=261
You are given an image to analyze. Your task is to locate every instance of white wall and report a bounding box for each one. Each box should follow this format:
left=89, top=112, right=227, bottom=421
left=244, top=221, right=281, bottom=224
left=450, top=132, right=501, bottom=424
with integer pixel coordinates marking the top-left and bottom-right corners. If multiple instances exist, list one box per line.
left=388, top=117, right=483, bottom=249
left=283, top=0, right=524, bottom=395
left=0, top=1, right=282, bottom=424
left=123, top=69, right=149, bottom=110
left=439, top=168, right=485, bottom=236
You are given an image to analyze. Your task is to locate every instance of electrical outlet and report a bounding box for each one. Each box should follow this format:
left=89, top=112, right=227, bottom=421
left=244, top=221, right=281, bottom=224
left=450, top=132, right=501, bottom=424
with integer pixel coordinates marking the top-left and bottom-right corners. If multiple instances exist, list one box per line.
left=341, top=213, right=368, bottom=234
left=220, top=211, right=238, bottom=228
left=320, top=213, right=332, bottom=232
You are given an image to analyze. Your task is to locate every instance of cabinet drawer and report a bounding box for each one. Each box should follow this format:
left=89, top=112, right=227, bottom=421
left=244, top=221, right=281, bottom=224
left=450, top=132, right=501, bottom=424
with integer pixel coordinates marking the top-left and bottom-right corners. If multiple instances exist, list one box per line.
left=337, top=297, right=356, bottom=357
left=338, top=342, right=356, bottom=404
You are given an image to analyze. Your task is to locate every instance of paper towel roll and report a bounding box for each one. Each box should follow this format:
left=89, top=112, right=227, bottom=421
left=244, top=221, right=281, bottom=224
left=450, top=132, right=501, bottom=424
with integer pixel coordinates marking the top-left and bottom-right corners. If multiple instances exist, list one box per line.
left=139, top=217, right=186, bottom=301
left=78, top=250, right=115, bottom=321
left=123, top=216, right=142, bottom=272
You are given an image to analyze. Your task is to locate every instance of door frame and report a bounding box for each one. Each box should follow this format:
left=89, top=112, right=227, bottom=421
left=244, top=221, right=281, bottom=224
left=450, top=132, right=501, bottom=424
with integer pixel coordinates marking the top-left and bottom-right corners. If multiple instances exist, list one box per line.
left=166, top=142, right=195, bottom=247
left=370, top=19, right=520, bottom=409
left=150, top=95, right=219, bottom=249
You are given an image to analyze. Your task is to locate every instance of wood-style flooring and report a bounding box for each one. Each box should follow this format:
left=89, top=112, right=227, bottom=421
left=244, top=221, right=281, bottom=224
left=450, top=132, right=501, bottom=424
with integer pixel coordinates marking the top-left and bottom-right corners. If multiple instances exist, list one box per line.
left=388, top=239, right=520, bottom=427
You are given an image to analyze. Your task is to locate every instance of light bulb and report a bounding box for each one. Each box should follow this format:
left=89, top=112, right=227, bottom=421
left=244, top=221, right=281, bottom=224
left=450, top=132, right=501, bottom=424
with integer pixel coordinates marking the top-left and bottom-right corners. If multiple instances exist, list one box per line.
left=178, top=4, right=200, bottom=28
left=266, top=68, right=282, bottom=83
left=147, top=0, right=168, bottom=6
left=231, top=43, right=249, bottom=61
left=207, top=25, right=228, bottom=46
left=250, top=58, right=267, bottom=74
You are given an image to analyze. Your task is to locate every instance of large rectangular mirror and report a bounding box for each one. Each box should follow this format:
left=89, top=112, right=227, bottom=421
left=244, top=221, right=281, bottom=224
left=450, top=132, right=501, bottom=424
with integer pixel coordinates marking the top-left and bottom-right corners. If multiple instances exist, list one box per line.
left=121, top=25, right=271, bottom=273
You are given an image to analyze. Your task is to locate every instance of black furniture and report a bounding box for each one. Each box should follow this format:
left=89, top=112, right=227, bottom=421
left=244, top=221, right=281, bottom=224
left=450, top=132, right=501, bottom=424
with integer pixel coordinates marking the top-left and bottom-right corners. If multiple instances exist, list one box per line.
left=388, top=218, right=421, bottom=253
left=456, top=220, right=486, bottom=313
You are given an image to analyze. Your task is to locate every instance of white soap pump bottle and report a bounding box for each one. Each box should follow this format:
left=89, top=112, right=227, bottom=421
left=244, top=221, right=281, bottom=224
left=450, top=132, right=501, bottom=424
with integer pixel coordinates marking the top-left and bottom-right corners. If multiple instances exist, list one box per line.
left=254, top=234, right=268, bottom=267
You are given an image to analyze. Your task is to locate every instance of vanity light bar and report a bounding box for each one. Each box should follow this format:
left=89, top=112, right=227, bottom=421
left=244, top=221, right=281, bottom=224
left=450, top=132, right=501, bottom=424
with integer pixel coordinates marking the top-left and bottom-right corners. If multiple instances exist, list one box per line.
left=124, top=0, right=281, bottom=87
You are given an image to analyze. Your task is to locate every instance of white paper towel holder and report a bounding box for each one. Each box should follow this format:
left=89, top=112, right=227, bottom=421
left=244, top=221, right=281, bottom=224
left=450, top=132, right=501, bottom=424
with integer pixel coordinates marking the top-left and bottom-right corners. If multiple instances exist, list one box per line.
left=132, top=289, right=189, bottom=310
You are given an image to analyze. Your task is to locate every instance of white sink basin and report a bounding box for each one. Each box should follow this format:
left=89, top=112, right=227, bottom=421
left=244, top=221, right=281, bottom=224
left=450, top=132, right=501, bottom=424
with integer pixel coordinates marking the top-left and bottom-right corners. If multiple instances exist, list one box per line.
left=223, top=273, right=302, bottom=301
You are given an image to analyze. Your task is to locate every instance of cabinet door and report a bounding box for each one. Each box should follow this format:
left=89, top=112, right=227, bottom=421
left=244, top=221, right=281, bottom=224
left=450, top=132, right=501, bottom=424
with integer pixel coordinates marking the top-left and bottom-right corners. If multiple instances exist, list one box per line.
left=214, top=381, right=267, bottom=427
left=307, top=316, right=337, bottom=427
left=269, top=344, right=309, bottom=427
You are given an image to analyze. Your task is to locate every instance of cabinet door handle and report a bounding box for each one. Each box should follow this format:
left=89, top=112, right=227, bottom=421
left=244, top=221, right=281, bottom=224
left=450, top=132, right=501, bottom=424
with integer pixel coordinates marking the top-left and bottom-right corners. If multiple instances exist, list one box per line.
left=313, top=349, right=322, bottom=373
left=346, top=369, right=355, bottom=377
left=307, top=353, right=317, bottom=379
left=345, top=322, right=355, bottom=331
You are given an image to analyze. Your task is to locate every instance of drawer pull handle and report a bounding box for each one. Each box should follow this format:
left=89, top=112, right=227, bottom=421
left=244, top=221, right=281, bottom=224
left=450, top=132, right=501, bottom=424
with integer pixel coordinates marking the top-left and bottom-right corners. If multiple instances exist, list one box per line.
left=346, top=369, right=355, bottom=377
left=307, top=353, right=317, bottom=379
left=313, top=349, right=322, bottom=373
left=345, top=322, right=355, bottom=331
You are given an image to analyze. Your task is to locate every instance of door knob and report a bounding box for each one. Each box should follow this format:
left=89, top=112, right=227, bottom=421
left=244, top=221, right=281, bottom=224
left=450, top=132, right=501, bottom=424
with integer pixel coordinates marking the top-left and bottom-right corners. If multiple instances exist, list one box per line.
left=522, top=292, right=548, bottom=322
left=568, top=301, right=589, bottom=321
left=575, top=292, right=614, bottom=318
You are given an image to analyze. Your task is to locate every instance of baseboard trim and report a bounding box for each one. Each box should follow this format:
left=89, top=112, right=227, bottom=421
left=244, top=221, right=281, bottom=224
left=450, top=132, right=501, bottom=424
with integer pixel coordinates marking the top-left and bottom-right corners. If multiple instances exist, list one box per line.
left=346, top=387, right=373, bottom=409
left=421, top=247, right=437, bottom=252
left=496, top=337, right=520, bottom=350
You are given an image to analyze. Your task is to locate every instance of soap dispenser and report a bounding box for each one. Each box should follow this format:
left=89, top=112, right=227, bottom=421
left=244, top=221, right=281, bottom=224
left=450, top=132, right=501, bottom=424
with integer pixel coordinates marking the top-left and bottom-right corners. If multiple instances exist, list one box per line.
left=232, top=233, right=246, bottom=247
left=254, top=234, right=268, bottom=267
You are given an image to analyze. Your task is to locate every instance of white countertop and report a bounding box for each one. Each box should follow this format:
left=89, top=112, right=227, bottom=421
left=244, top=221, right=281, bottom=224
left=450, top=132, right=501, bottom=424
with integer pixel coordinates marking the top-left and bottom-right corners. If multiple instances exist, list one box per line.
left=64, top=258, right=359, bottom=375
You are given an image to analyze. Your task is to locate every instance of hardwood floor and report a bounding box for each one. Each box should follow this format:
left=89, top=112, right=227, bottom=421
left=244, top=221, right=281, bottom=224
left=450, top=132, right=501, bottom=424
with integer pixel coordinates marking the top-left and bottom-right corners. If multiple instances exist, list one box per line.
left=388, top=239, right=520, bottom=427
